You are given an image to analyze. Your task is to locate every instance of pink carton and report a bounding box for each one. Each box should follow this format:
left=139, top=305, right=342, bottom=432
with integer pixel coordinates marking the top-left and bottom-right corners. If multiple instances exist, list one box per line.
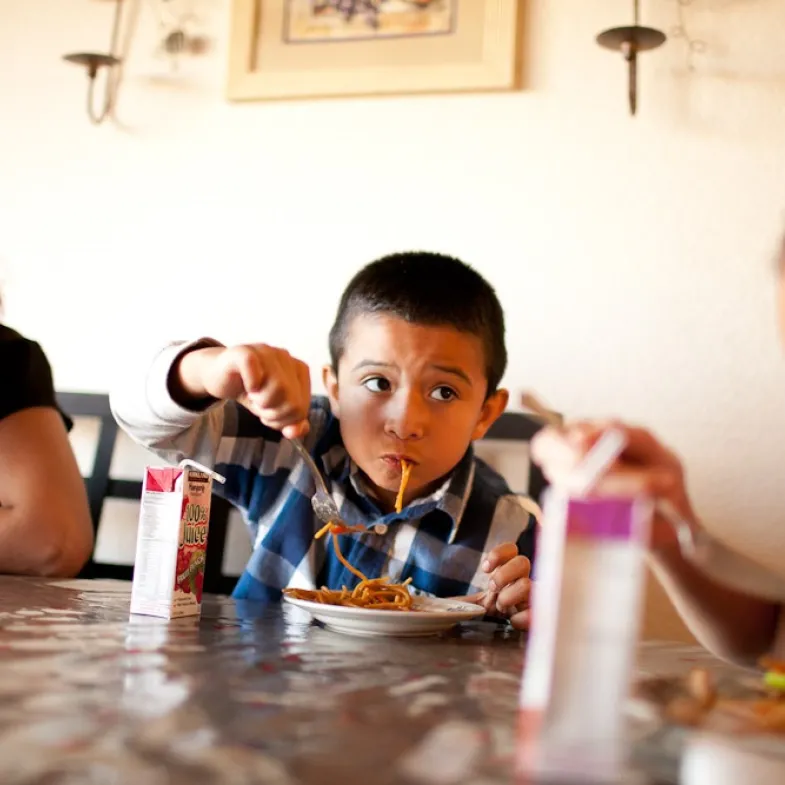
left=130, top=461, right=224, bottom=619
left=517, top=491, right=652, bottom=783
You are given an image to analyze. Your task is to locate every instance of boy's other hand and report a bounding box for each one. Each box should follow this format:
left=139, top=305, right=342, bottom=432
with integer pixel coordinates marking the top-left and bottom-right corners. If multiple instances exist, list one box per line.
left=176, top=344, right=311, bottom=439
left=460, top=542, right=531, bottom=630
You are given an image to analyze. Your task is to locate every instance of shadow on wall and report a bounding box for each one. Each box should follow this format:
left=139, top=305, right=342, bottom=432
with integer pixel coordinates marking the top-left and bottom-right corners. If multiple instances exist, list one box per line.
left=656, top=0, right=785, bottom=142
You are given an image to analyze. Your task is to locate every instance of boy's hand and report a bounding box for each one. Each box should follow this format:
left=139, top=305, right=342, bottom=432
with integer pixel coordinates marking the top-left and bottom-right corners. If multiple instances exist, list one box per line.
left=460, top=542, right=531, bottom=630
left=530, top=421, right=697, bottom=552
left=175, top=344, right=311, bottom=439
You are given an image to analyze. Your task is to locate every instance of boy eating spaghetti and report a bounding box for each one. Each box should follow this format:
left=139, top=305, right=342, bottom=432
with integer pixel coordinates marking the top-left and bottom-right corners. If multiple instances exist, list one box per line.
left=111, top=252, right=535, bottom=628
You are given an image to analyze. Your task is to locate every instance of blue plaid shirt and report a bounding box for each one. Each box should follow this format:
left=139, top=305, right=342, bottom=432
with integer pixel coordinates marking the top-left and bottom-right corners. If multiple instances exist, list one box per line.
left=214, top=398, right=537, bottom=600
left=111, top=346, right=537, bottom=602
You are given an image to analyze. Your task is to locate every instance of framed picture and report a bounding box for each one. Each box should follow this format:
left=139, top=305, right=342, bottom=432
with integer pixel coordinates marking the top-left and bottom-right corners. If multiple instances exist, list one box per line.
left=227, top=0, right=522, bottom=102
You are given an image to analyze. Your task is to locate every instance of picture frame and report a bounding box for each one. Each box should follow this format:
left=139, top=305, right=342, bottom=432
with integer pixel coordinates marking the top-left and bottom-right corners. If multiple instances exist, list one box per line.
left=227, top=0, right=522, bottom=102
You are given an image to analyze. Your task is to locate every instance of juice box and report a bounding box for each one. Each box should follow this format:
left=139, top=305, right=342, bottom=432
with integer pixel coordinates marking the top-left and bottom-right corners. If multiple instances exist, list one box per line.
left=517, top=490, right=652, bottom=783
left=130, top=460, right=224, bottom=619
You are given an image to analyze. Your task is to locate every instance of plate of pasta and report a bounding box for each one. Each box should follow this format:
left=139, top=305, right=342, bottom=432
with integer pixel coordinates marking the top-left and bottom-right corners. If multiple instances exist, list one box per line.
left=283, top=458, right=485, bottom=636
left=283, top=589, right=485, bottom=637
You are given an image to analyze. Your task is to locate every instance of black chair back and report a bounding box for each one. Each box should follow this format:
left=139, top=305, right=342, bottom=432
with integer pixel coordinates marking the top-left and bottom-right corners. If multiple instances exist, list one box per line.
left=57, top=392, right=235, bottom=593
left=481, top=411, right=551, bottom=502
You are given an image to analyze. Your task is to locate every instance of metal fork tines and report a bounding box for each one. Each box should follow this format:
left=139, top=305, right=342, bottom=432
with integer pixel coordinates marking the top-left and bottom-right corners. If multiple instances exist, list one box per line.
left=289, top=438, right=345, bottom=527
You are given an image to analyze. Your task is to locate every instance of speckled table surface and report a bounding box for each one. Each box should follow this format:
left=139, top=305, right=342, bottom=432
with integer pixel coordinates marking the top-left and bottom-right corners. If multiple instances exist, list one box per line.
left=0, top=577, right=780, bottom=785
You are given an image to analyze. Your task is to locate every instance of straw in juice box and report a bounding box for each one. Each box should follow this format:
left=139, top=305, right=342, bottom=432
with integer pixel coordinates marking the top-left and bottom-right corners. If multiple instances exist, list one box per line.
left=130, top=460, right=225, bottom=620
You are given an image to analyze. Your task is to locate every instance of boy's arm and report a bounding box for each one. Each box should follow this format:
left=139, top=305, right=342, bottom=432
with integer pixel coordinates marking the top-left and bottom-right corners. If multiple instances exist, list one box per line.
left=110, top=339, right=229, bottom=467
left=111, top=339, right=322, bottom=517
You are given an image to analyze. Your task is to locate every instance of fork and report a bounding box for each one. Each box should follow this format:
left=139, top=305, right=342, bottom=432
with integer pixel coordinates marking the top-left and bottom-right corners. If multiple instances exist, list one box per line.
left=289, top=437, right=345, bottom=527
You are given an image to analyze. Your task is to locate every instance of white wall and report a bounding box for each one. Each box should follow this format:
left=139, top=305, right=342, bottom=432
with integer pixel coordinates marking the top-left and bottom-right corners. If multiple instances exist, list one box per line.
left=3, top=0, right=785, bottom=637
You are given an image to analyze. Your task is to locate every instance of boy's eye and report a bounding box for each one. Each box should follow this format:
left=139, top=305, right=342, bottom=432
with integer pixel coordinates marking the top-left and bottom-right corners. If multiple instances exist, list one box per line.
left=430, top=386, right=457, bottom=402
left=363, top=377, right=391, bottom=393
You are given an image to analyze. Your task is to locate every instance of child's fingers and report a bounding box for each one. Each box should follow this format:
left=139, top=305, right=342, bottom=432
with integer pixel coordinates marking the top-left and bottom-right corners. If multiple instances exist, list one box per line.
left=488, top=555, right=530, bottom=593
left=254, top=404, right=299, bottom=426
left=238, top=347, right=311, bottom=437
left=455, top=591, right=496, bottom=612
left=260, top=414, right=310, bottom=439
left=496, top=576, right=530, bottom=612
left=275, top=353, right=311, bottom=424
left=244, top=393, right=310, bottom=436
left=509, top=607, right=530, bottom=631
left=281, top=420, right=310, bottom=440
left=449, top=591, right=499, bottom=615
left=234, top=346, right=266, bottom=395
left=294, top=358, right=311, bottom=403
left=482, top=542, right=518, bottom=573
left=476, top=589, right=498, bottom=614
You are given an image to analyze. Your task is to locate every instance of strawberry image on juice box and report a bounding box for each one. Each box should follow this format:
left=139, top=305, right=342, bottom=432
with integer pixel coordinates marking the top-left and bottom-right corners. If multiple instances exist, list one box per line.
left=130, top=460, right=225, bottom=619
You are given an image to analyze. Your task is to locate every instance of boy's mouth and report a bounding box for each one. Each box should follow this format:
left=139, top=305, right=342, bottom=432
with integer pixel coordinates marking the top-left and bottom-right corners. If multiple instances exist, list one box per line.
left=380, top=454, right=417, bottom=470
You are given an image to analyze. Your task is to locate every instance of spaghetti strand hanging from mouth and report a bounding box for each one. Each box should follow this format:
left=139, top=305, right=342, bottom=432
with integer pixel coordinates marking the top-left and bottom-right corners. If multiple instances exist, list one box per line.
left=394, top=459, right=412, bottom=514
left=284, top=458, right=416, bottom=610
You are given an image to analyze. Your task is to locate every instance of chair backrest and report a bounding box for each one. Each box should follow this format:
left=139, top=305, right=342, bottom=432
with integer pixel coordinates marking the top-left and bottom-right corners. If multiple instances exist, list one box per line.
left=478, top=411, right=551, bottom=502
left=57, top=392, right=235, bottom=593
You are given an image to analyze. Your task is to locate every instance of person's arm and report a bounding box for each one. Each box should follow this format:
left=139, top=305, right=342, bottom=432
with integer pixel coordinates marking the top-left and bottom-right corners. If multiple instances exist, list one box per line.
left=0, top=406, right=93, bottom=576
left=110, top=339, right=233, bottom=467
left=647, top=541, right=780, bottom=665
left=532, top=423, right=781, bottom=666
left=111, top=339, right=313, bottom=454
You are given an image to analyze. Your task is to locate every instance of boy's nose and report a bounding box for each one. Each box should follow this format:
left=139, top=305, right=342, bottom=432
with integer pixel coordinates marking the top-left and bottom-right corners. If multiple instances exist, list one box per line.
left=384, top=392, right=426, bottom=441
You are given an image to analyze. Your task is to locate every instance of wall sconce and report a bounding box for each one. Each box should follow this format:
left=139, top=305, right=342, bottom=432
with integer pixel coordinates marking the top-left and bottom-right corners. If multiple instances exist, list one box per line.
left=596, top=0, right=666, bottom=116
left=62, top=0, right=124, bottom=125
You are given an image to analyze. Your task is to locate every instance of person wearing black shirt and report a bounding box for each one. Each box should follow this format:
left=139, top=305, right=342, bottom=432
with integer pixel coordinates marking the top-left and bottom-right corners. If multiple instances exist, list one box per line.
left=0, top=324, right=93, bottom=576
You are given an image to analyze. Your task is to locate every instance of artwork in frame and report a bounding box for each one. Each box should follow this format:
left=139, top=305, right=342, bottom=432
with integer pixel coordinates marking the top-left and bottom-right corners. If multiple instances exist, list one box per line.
left=227, top=0, right=522, bottom=102
left=284, top=0, right=457, bottom=43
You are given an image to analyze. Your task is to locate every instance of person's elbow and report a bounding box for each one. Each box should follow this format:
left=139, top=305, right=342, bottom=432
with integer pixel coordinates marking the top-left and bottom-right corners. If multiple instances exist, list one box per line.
left=707, top=628, right=780, bottom=669
left=33, top=513, right=94, bottom=578
left=692, top=605, right=781, bottom=669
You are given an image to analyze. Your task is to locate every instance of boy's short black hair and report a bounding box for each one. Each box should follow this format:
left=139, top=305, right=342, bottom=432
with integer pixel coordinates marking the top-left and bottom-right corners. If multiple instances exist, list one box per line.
left=329, top=251, right=507, bottom=394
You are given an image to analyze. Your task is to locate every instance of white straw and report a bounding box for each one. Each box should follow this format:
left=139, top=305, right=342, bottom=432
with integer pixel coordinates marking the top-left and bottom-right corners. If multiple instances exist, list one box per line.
left=567, top=428, right=627, bottom=496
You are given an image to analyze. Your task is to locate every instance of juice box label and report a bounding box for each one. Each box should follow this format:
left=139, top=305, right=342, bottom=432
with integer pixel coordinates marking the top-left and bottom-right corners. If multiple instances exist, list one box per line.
left=176, top=499, right=209, bottom=599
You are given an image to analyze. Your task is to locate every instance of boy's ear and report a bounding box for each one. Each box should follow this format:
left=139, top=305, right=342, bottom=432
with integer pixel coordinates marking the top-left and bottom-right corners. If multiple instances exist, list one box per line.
left=322, top=365, right=340, bottom=417
left=471, top=388, right=509, bottom=440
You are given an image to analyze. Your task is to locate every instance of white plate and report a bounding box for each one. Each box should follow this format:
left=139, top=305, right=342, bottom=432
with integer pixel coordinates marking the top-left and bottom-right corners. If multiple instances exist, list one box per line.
left=283, top=595, right=486, bottom=638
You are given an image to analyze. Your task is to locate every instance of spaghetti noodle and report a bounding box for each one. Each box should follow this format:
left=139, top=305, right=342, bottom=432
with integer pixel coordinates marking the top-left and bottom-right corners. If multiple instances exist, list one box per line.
left=283, top=459, right=416, bottom=611
left=395, top=459, right=412, bottom=513
left=284, top=576, right=414, bottom=610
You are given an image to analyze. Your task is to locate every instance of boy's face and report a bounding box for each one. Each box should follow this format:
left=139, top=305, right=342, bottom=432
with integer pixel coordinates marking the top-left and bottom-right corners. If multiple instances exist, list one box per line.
left=323, top=313, right=508, bottom=512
